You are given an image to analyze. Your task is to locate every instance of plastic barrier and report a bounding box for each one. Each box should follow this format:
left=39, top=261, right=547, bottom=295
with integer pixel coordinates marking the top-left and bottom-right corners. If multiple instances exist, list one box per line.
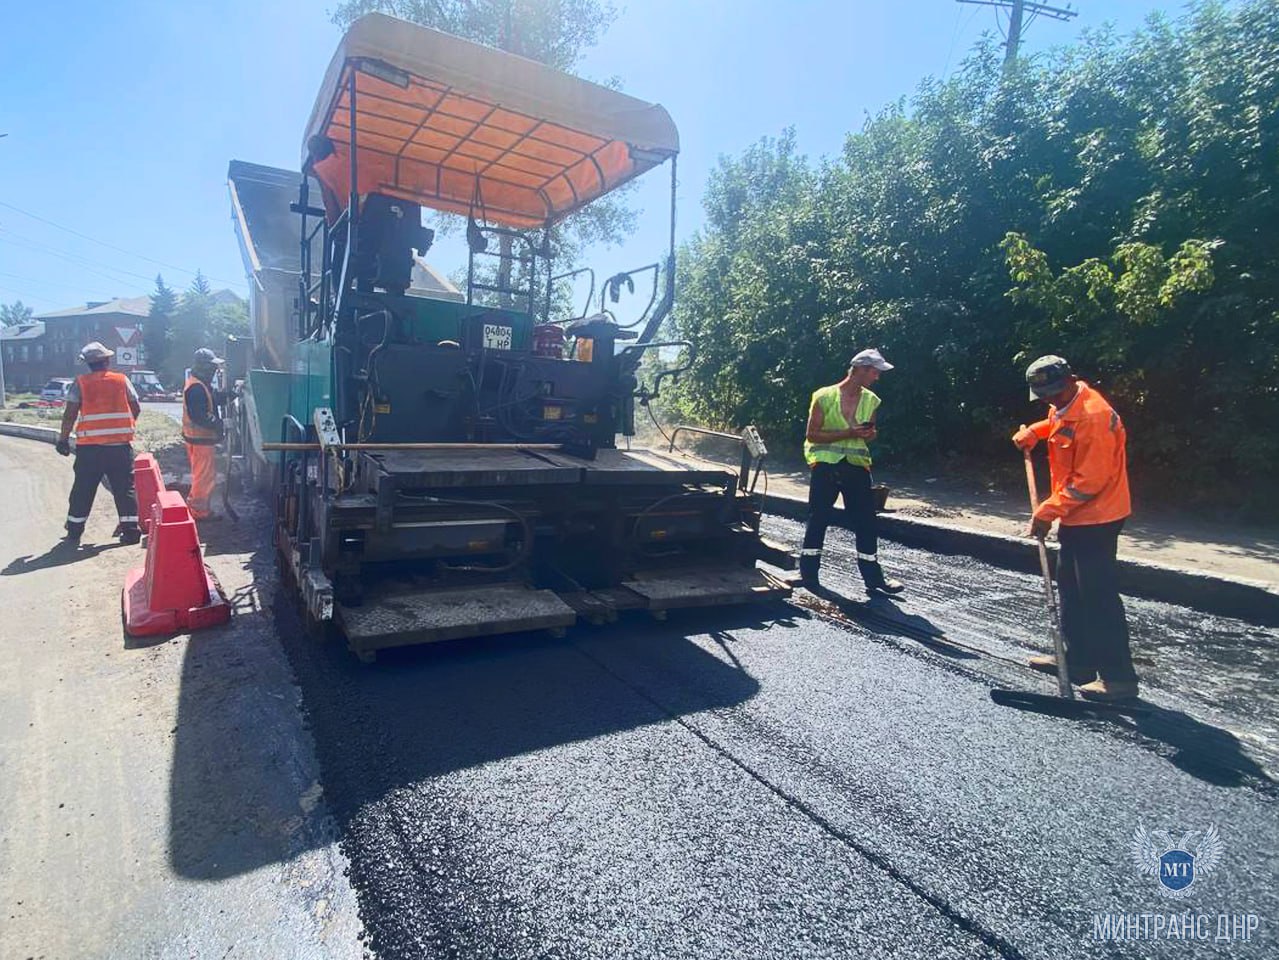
left=133, top=453, right=166, bottom=535
left=122, top=490, right=231, bottom=637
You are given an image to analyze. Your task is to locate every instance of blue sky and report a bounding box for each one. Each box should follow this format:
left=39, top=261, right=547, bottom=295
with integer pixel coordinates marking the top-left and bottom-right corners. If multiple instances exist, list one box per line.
left=0, top=0, right=1181, bottom=316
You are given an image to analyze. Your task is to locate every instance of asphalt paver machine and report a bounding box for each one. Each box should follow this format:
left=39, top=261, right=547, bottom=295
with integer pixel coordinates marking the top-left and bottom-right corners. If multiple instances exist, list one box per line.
left=228, top=14, right=790, bottom=660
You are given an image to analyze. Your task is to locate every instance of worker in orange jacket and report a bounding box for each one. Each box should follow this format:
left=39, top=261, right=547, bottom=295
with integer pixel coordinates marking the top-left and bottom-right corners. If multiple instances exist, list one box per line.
left=1012, top=355, right=1138, bottom=702
left=55, top=342, right=142, bottom=545
left=182, top=348, right=225, bottom=520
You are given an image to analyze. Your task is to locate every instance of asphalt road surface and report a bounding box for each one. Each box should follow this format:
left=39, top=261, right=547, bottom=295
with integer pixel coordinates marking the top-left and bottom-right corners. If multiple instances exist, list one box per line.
left=0, top=437, right=361, bottom=960
left=1, top=435, right=1275, bottom=958
left=280, top=525, right=1277, bottom=958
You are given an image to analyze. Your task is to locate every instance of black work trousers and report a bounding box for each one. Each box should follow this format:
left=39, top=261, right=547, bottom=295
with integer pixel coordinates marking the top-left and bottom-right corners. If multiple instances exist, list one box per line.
left=66, top=443, right=138, bottom=534
left=802, top=460, right=877, bottom=562
left=1057, top=519, right=1138, bottom=684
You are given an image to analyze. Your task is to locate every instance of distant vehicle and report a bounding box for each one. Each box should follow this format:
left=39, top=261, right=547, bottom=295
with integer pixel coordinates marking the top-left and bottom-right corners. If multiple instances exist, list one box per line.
left=39, top=378, right=73, bottom=403
left=129, top=369, right=178, bottom=402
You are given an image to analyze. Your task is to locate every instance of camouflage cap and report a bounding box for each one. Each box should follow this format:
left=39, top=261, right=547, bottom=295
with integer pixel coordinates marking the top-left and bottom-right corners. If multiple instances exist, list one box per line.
left=1026, top=355, right=1073, bottom=400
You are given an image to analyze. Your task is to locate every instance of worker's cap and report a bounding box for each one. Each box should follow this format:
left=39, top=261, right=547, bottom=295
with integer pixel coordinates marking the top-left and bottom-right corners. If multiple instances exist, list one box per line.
left=849, top=348, right=893, bottom=371
left=1026, top=355, right=1073, bottom=400
left=193, top=347, right=225, bottom=365
left=79, top=341, right=114, bottom=362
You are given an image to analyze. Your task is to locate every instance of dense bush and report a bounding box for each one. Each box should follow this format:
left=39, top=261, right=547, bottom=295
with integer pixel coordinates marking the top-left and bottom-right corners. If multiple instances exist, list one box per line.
left=669, top=0, right=1279, bottom=517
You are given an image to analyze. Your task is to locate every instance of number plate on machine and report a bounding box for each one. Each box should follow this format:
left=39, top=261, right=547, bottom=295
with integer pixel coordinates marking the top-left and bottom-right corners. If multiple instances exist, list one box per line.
left=483, top=323, right=513, bottom=350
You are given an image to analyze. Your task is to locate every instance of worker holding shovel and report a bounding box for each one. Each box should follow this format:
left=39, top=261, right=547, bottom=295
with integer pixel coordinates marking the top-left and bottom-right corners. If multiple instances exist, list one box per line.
left=1012, top=356, right=1139, bottom=702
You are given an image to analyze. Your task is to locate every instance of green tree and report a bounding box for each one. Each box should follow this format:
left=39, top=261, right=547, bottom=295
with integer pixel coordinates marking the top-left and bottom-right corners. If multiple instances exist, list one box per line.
left=144, top=275, right=176, bottom=379
left=328, top=0, right=635, bottom=316
left=671, top=0, right=1279, bottom=515
left=0, top=300, right=33, bottom=326
left=165, top=272, right=217, bottom=385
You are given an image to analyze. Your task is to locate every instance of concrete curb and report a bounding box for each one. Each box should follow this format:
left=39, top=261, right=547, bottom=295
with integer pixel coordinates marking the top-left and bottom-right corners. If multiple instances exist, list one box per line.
left=0, top=421, right=60, bottom=445
left=763, top=492, right=1279, bottom=627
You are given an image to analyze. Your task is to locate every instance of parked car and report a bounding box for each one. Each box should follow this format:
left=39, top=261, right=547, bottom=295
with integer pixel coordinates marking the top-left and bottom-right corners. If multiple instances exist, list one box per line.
left=129, top=370, right=178, bottom=402
left=39, top=378, right=74, bottom=403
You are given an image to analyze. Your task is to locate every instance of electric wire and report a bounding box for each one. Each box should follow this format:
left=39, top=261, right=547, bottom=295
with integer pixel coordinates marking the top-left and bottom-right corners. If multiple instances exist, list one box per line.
left=0, top=199, right=242, bottom=286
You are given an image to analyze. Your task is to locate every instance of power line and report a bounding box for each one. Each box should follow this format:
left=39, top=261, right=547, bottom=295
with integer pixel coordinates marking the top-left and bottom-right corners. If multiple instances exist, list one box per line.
left=0, top=229, right=168, bottom=290
left=0, top=198, right=242, bottom=287
left=0, top=283, right=62, bottom=308
left=0, top=269, right=117, bottom=303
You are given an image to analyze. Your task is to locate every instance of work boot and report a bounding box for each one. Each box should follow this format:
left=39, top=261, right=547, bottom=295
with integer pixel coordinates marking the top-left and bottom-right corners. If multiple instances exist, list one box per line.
left=796, top=553, right=822, bottom=589
left=63, top=522, right=84, bottom=544
left=117, top=523, right=142, bottom=546
left=1028, top=655, right=1095, bottom=686
left=1078, top=678, right=1140, bottom=702
left=858, top=558, right=904, bottom=596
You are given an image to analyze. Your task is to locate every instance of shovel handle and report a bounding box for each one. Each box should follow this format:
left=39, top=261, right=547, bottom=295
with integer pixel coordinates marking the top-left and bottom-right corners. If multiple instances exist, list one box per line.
left=1021, top=427, right=1040, bottom=512
left=1022, top=433, right=1073, bottom=699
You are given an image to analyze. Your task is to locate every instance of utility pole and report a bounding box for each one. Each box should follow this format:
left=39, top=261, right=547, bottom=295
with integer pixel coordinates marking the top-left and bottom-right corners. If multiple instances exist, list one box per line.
left=956, top=0, right=1078, bottom=67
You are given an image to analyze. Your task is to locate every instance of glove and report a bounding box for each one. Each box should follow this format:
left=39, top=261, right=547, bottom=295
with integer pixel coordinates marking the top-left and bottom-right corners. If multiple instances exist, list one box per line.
left=55, top=437, right=71, bottom=457
left=1027, top=516, right=1052, bottom=540
left=1011, top=426, right=1039, bottom=451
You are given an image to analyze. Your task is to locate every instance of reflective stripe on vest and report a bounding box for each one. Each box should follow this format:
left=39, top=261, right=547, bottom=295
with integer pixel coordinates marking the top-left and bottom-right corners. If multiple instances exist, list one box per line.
left=74, top=371, right=134, bottom=446
left=803, top=385, right=880, bottom=467
left=182, top=376, right=219, bottom=445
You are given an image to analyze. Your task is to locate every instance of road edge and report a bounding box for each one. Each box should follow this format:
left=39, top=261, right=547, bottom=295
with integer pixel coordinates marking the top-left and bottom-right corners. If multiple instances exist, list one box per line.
left=764, top=492, right=1279, bottom=627
left=5, top=425, right=1273, bottom=626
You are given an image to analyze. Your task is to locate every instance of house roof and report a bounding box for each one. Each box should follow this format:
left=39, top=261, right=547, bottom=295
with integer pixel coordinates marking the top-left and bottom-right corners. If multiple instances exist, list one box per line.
left=36, top=296, right=150, bottom=320
left=0, top=321, right=46, bottom=341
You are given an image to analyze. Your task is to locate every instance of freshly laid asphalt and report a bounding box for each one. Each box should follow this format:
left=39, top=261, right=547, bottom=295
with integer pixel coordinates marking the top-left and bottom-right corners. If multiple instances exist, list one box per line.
left=2, top=426, right=1273, bottom=958
left=278, top=515, right=1278, bottom=959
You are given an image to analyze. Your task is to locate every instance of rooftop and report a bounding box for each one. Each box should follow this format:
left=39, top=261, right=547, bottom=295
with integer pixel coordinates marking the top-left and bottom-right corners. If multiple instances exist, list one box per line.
left=35, top=296, right=150, bottom=320
left=0, top=321, right=47, bottom=341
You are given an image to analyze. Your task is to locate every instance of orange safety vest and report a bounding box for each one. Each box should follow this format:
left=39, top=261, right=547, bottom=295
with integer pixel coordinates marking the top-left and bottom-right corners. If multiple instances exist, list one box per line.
left=1025, top=381, right=1131, bottom=526
left=74, top=371, right=135, bottom=446
left=182, top=376, right=220, bottom=445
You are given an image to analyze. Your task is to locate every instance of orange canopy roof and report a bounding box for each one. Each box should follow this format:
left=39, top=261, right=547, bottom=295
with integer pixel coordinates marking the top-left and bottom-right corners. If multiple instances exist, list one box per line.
left=303, top=14, right=679, bottom=229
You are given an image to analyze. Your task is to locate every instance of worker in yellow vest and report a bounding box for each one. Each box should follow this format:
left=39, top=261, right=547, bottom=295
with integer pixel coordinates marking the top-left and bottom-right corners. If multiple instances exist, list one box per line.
left=799, top=348, right=904, bottom=595
left=182, top=348, right=225, bottom=520
left=55, top=342, right=142, bottom=544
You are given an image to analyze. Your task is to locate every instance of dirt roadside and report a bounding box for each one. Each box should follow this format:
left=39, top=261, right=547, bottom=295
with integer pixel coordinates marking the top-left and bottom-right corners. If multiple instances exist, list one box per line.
left=0, top=436, right=362, bottom=960
left=640, top=429, right=1279, bottom=587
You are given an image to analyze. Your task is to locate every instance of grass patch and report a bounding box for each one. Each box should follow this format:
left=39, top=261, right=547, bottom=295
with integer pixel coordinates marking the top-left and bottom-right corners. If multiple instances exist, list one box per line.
left=0, top=409, right=183, bottom=457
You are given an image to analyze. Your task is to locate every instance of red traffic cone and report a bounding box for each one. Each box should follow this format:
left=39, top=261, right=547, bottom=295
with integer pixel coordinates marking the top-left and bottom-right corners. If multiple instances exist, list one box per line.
left=122, top=490, right=231, bottom=637
left=132, top=453, right=165, bottom=536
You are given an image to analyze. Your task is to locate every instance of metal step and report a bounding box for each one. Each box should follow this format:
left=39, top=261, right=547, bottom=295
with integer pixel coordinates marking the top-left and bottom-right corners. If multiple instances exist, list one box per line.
left=624, top=566, right=792, bottom=611
left=338, top=583, right=577, bottom=657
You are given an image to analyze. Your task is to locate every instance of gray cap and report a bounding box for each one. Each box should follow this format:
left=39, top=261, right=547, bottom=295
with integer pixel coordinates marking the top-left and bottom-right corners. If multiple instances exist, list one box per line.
left=1026, top=355, right=1073, bottom=400
left=79, top=341, right=114, bottom=362
left=850, top=348, right=894, bottom=371
left=193, top=347, right=225, bottom=365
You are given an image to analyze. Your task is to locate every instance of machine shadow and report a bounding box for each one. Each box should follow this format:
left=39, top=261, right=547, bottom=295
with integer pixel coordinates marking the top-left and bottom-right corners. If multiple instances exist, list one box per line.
left=165, top=495, right=777, bottom=880
left=301, top=608, right=772, bottom=819
left=166, top=505, right=340, bottom=881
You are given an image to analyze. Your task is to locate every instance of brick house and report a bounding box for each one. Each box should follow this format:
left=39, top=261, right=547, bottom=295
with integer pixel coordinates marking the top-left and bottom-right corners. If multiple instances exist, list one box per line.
left=0, top=321, right=49, bottom=393
left=2, top=296, right=150, bottom=391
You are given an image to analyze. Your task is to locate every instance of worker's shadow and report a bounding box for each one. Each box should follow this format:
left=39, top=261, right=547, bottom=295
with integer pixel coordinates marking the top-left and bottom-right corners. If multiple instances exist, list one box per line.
left=1, top=540, right=126, bottom=576
left=803, top=583, right=977, bottom=660
left=1116, top=704, right=1278, bottom=795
